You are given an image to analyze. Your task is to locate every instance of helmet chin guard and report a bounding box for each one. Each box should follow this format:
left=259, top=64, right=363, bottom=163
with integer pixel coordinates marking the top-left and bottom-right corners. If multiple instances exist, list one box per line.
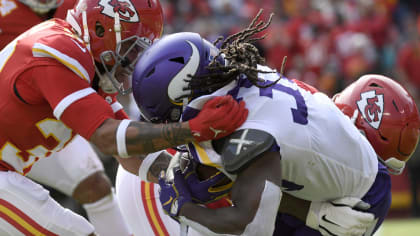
left=380, top=157, right=405, bottom=175
left=98, top=35, right=151, bottom=95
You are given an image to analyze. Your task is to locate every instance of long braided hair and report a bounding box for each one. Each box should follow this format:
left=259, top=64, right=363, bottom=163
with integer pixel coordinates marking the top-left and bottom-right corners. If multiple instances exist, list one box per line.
left=188, top=9, right=286, bottom=97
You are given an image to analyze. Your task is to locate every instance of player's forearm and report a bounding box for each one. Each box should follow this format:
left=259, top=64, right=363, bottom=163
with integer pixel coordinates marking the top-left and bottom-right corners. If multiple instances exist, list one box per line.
left=180, top=202, right=248, bottom=235
left=91, top=119, right=194, bottom=156
left=116, top=151, right=171, bottom=183
left=278, top=192, right=311, bottom=222
left=125, top=121, right=194, bottom=155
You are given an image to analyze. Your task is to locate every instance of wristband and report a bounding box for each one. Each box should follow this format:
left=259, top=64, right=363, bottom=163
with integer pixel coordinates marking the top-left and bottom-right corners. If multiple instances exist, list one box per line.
left=138, top=151, right=161, bottom=181
left=116, top=119, right=131, bottom=158
left=111, top=101, right=123, bottom=113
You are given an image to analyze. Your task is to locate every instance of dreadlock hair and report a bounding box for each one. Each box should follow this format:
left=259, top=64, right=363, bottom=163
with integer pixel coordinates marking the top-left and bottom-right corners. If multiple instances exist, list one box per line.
left=188, top=9, right=287, bottom=98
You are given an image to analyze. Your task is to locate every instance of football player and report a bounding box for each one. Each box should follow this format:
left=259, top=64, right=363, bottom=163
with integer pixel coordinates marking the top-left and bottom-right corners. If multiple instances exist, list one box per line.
left=129, top=13, right=420, bottom=236
left=0, top=0, right=74, bottom=49
left=115, top=148, right=235, bottom=236
left=1, top=0, right=135, bottom=235
left=0, top=0, right=248, bottom=235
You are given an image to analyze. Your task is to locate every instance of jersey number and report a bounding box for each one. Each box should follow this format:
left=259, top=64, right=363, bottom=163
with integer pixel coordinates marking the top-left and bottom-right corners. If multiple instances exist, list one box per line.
left=229, top=78, right=308, bottom=125
left=258, top=81, right=308, bottom=125
left=0, top=119, right=72, bottom=174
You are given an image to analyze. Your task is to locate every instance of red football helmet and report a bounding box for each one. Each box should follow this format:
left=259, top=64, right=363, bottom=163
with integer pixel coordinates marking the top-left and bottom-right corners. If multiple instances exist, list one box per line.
left=334, top=74, right=420, bottom=174
left=66, top=0, right=163, bottom=94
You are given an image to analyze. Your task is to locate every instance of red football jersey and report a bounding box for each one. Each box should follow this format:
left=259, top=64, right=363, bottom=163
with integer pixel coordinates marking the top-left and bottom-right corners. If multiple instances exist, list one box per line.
left=0, top=19, right=115, bottom=175
left=0, top=0, right=76, bottom=49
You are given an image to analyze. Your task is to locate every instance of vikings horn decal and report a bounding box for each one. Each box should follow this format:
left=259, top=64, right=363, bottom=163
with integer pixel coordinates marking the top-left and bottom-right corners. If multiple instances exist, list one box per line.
left=167, top=40, right=200, bottom=103
left=99, top=0, right=140, bottom=22
left=356, top=90, right=384, bottom=129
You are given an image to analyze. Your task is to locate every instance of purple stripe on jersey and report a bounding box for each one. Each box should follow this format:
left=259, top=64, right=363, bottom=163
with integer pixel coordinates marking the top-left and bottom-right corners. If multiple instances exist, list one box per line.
left=227, top=76, right=252, bottom=101
left=273, top=162, right=391, bottom=236
left=187, top=143, right=201, bottom=163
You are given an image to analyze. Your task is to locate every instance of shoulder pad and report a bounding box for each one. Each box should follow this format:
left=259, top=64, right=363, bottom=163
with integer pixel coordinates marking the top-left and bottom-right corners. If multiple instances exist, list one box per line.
left=212, top=129, right=277, bottom=174
left=31, top=21, right=94, bottom=83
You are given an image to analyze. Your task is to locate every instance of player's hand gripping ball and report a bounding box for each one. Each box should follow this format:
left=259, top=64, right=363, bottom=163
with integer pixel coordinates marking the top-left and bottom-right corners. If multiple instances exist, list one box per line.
left=158, top=168, right=192, bottom=218
left=185, top=161, right=232, bottom=204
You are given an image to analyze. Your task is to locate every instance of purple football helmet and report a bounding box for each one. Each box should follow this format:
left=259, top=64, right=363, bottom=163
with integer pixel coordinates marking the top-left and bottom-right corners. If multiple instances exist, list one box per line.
left=132, top=32, right=224, bottom=123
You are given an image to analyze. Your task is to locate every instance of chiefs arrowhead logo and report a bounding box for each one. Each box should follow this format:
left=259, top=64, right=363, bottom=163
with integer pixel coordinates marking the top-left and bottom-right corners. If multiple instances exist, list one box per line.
left=356, top=90, right=384, bottom=129
left=99, top=0, right=139, bottom=22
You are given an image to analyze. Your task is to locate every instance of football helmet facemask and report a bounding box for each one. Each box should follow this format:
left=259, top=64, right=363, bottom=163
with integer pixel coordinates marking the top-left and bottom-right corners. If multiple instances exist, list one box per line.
left=334, top=74, right=420, bottom=175
left=66, top=0, right=163, bottom=95
left=19, top=0, right=63, bottom=14
left=131, top=32, right=225, bottom=123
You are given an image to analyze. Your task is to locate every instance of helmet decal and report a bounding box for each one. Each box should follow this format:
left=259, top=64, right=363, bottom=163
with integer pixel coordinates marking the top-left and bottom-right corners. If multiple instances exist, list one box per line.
left=167, top=40, right=200, bottom=103
left=99, top=0, right=139, bottom=22
left=357, top=90, right=384, bottom=129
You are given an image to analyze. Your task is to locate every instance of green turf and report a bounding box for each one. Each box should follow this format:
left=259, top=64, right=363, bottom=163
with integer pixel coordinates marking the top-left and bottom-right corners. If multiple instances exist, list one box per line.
left=374, top=219, right=420, bottom=236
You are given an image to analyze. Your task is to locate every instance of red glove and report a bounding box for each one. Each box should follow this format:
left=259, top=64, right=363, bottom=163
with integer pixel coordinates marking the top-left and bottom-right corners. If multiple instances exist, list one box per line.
left=189, top=95, right=248, bottom=142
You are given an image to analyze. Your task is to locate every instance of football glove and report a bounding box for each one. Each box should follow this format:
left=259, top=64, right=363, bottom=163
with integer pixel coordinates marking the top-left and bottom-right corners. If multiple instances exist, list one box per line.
left=306, top=197, right=375, bottom=236
left=183, top=161, right=232, bottom=204
left=189, top=95, right=248, bottom=142
left=158, top=168, right=192, bottom=218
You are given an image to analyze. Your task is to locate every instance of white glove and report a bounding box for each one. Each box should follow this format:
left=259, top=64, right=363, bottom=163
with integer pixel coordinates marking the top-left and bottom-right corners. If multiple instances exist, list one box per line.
left=306, top=197, right=375, bottom=236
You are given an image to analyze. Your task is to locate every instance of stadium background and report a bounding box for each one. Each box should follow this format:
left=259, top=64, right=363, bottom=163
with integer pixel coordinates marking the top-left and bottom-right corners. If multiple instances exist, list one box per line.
left=52, top=0, right=420, bottom=234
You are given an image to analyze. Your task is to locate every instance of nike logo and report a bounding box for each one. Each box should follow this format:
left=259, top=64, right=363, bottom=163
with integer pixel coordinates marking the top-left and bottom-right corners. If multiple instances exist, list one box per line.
left=167, top=40, right=200, bottom=102
left=321, top=215, right=336, bottom=225
left=71, top=38, right=87, bottom=53
left=210, top=126, right=226, bottom=138
left=320, top=215, right=339, bottom=236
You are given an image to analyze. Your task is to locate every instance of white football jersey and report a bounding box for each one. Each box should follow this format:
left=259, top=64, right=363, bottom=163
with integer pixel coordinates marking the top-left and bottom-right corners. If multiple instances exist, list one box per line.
left=183, top=65, right=378, bottom=202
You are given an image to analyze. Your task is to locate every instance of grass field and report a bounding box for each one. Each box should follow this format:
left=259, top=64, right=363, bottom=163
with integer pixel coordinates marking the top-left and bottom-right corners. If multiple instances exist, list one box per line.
left=374, top=218, right=420, bottom=236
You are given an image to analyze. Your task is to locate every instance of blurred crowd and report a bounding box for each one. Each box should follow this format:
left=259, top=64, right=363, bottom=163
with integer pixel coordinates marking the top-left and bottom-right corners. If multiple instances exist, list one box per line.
left=157, top=0, right=420, bottom=217
left=160, top=0, right=420, bottom=100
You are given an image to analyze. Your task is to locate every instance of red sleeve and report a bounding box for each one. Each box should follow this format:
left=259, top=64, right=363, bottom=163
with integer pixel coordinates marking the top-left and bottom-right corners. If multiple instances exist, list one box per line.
left=60, top=93, right=115, bottom=139
left=22, top=65, right=115, bottom=139
left=292, top=79, right=318, bottom=94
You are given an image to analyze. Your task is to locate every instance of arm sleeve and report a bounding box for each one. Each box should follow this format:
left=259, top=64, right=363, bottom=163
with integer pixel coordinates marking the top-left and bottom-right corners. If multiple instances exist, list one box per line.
left=28, top=65, right=115, bottom=139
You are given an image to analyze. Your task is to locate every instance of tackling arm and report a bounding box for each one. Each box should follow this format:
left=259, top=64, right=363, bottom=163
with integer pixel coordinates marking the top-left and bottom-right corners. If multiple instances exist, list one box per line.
left=90, top=95, right=248, bottom=157
left=92, top=119, right=193, bottom=156
left=279, top=190, right=375, bottom=236
left=179, top=150, right=282, bottom=235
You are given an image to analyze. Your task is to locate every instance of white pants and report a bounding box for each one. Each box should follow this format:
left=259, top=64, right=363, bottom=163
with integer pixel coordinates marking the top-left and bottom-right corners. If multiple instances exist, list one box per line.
left=0, top=171, right=94, bottom=235
left=115, top=165, right=204, bottom=236
left=27, top=135, right=104, bottom=196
